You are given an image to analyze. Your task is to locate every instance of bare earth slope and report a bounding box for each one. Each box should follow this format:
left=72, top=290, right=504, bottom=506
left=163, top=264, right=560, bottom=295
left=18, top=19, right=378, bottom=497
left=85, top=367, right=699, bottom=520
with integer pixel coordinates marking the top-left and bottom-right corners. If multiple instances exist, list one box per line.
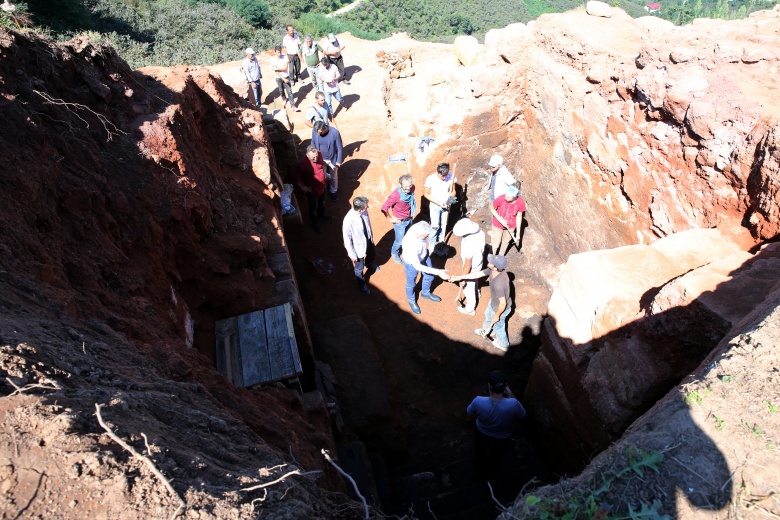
left=0, top=29, right=359, bottom=519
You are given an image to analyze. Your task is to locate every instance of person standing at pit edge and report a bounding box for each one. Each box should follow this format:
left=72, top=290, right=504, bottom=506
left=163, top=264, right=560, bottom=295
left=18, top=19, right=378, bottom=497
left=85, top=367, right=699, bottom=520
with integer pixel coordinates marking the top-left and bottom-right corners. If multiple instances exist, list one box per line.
left=241, top=47, right=262, bottom=108
left=281, top=25, right=302, bottom=85
left=466, top=370, right=526, bottom=482
left=272, top=46, right=299, bottom=111
left=301, top=35, right=323, bottom=93
left=325, top=33, right=349, bottom=85
left=381, top=173, right=416, bottom=264
left=343, top=196, right=380, bottom=295
left=311, top=121, right=343, bottom=201
left=293, top=145, right=332, bottom=232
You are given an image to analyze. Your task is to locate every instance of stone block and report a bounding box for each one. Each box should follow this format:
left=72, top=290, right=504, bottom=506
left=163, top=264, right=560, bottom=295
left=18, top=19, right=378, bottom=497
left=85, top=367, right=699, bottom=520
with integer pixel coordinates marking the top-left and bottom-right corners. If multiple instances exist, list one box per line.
left=453, top=35, right=484, bottom=66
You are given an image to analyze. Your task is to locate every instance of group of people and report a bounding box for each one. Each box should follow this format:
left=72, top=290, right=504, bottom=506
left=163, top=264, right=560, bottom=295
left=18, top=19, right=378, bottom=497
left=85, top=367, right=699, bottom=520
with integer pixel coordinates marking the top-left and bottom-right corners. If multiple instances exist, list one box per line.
left=337, top=155, right=526, bottom=352
left=241, top=26, right=350, bottom=115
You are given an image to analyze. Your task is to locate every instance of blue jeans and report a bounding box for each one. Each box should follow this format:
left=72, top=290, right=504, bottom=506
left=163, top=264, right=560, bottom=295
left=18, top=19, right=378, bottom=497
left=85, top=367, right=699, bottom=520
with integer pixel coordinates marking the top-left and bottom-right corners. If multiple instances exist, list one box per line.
left=249, top=81, right=262, bottom=107
left=392, top=219, right=412, bottom=257
left=482, top=299, right=512, bottom=349
left=324, top=89, right=345, bottom=113
left=429, top=205, right=449, bottom=247
left=404, top=256, right=434, bottom=303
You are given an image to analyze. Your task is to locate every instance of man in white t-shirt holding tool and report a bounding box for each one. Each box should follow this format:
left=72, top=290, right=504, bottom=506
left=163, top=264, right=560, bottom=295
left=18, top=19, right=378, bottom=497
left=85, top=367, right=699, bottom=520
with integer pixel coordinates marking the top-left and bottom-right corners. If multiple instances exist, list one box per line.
left=423, top=162, right=457, bottom=252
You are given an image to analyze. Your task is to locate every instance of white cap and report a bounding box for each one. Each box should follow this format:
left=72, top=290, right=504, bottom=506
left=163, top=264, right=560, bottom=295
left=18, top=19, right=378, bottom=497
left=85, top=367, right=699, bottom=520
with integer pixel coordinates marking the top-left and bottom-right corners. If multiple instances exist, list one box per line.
left=245, top=47, right=255, bottom=55
left=328, top=33, right=337, bottom=42
left=488, top=154, right=503, bottom=167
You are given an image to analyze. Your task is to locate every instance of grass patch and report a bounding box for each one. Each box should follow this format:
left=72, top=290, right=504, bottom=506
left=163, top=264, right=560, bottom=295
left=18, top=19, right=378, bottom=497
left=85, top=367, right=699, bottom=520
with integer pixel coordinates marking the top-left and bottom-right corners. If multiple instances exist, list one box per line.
left=518, top=448, right=669, bottom=520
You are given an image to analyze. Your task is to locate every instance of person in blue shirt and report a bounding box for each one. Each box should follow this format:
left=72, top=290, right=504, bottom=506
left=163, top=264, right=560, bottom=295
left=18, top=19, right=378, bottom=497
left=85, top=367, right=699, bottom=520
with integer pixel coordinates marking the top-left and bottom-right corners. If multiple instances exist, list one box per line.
left=466, top=370, right=526, bottom=481
left=312, top=121, right=344, bottom=201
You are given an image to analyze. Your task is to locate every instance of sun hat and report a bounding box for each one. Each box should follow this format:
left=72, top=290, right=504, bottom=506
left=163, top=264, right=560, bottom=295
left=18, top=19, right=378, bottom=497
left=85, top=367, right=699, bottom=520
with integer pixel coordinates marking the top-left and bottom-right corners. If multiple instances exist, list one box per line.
left=245, top=47, right=255, bottom=55
left=328, top=33, right=337, bottom=42
left=488, top=154, right=503, bottom=167
left=453, top=218, right=479, bottom=237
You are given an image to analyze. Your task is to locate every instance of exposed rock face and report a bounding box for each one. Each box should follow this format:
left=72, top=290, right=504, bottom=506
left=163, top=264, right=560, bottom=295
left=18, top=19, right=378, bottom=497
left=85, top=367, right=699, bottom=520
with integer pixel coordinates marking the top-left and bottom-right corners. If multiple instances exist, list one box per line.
left=0, top=28, right=351, bottom=517
left=391, top=7, right=780, bottom=260
left=527, top=234, right=780, bottom=468
left=381, top=6, right=780, bottom=471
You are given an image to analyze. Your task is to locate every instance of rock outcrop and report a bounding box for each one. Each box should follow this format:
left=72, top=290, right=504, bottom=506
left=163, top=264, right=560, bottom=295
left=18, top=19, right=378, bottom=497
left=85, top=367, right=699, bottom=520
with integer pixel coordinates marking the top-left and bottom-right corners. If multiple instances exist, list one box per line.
left=380, top=5, right=780, bottom=474
left=0, top=28, right=352, bottom=518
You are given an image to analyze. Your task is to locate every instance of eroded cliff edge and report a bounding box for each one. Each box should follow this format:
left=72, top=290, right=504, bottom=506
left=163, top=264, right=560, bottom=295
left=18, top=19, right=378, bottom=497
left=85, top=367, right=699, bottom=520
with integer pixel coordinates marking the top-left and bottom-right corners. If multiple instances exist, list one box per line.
left=0, top=29, right=356, bottom=519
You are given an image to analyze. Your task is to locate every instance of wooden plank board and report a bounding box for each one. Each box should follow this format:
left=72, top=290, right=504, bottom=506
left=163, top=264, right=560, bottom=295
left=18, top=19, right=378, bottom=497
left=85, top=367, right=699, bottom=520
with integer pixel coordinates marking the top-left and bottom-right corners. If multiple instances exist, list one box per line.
left=216, top=304, right=303, bottom=388
left=264, top=304, right=296, bottom=381
left=215, top=317, right=239, bottom=385
left=284, top=303, right=303, bottom=374
left=237, top=310, right=269, bottom=387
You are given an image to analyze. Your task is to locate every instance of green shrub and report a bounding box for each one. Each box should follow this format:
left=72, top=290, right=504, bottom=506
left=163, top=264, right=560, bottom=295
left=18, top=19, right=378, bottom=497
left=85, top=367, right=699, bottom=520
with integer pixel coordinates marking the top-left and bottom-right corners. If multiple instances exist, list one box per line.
left=225, top=0, right=272, bottom=27
left=296, top=12, right=385, bottom=40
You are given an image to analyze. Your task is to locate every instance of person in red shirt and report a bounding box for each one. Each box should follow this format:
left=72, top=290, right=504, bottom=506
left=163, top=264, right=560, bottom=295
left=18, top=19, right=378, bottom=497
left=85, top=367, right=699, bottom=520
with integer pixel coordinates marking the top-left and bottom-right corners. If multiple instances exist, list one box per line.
left=293, top=145, right=332, bottom=232
left=489, top=185, right=525, bottom=255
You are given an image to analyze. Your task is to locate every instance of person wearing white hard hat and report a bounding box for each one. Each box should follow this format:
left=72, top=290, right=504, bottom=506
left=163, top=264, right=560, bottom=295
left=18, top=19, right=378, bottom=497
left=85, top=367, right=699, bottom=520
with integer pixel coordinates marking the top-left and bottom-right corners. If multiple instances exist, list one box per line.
left=453, top=218, right=486, bottom=316
left=487, top=155, right=517, bottom=202
left=242, top=47, right=262, bottom=108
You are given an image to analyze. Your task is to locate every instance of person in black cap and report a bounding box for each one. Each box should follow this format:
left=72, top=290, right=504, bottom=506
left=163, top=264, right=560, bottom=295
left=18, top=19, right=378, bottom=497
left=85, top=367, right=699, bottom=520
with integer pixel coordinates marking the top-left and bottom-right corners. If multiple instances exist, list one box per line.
left=452, top=254, right=513, bottom=350
left=466, top=370, right=526, bottom=482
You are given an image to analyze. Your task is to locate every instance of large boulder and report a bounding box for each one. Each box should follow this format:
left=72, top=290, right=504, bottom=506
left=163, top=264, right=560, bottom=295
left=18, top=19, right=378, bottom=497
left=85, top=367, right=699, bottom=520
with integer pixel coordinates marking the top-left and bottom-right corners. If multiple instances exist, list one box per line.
left=453, top=35, right=484, bottom=66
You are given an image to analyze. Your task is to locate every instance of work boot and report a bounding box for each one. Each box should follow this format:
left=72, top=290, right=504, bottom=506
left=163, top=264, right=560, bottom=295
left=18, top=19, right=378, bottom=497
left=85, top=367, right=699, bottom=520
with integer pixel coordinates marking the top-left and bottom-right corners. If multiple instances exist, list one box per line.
left=421, top=293, right=441, bottom=302
left=409, top=301, right=421, bottom=314
left=475, top=328, right=489, bottom=338
left=457, top=307, right=476, bottom=316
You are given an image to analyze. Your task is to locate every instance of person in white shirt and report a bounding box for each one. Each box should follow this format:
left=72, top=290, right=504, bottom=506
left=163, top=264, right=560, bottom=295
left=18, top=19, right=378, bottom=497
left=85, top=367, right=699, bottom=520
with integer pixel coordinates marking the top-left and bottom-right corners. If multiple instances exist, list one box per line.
left=241, top=47, right=262, bottom=108
left=272, top=46, right=299, bottom=111
left=317, top=57, right=348, bottom=115
left=281, top=25, right=302, bottom=84
left=401, top=221, right=449, bottom=314
left=423, top=162, right=457, bottom=250
left=324, top=33, right=349, bottom=85
left=342, top=196, right=379, bottom=295
left=453, top=218, right=486, bottom=316
left=487, top=155, right=517, bottom=202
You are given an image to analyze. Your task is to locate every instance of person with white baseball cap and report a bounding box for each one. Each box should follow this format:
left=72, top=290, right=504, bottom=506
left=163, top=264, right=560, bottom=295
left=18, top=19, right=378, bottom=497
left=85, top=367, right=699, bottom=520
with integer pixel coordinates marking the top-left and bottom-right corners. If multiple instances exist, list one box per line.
left=487, top=154, right=517, bottom=202
left=242, top=47, right=262, bottom=108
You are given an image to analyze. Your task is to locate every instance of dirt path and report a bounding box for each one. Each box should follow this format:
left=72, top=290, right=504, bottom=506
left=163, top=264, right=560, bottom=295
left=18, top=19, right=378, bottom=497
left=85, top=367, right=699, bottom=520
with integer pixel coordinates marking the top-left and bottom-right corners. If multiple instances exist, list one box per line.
left=282, top=35, right=547, bottom=517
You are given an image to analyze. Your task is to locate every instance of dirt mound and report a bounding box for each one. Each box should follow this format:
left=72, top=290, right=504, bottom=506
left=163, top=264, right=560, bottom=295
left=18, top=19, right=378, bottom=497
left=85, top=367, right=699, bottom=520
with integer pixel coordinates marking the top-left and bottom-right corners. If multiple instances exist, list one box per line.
left=0, top=28, right=356, bottom=518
